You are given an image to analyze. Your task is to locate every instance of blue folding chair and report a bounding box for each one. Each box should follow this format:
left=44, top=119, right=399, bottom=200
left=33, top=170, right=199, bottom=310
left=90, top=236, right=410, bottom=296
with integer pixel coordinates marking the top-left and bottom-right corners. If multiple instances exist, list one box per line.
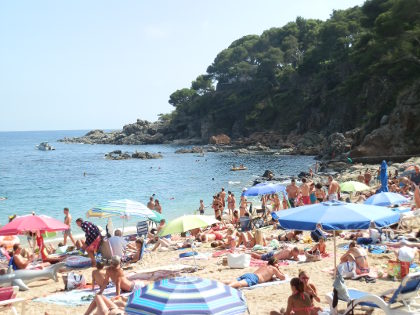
left=326, top=272, right=420, bottom=314
left=136, top=220, right=149, bottom=238
left=239, top=216, right=253, bottom=232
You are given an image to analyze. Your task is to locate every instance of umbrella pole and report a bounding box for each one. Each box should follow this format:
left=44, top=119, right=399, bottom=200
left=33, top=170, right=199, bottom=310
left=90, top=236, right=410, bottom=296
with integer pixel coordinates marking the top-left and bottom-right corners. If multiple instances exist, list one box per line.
left=333, top=231, right=337, bottom=277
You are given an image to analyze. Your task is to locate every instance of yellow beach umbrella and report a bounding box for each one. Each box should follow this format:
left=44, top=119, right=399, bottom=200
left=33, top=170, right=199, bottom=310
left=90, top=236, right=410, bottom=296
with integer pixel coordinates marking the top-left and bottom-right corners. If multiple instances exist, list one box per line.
left=340, top=181, right=370, bottom=192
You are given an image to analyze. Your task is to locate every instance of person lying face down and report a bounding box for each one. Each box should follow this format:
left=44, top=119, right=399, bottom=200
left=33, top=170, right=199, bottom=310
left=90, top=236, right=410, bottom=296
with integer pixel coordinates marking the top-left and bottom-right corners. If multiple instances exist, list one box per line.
left=251, top=247, right=300, bottom=262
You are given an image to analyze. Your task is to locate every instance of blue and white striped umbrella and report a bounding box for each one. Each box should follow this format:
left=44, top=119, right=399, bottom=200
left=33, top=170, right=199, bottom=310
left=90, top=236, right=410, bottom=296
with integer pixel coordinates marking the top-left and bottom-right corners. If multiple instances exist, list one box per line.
left=125, top=277, right=247, bottom=315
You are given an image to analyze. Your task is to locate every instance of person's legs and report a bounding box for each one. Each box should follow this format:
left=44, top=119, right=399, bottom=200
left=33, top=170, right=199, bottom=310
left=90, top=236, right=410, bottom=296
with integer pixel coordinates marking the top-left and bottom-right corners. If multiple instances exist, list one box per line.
left=69, top=233, right=76, bottom=245
left=63, top=233, right=68, bottom=246
left=229, top=279, right=249, bottom=288
left=87, top=249, right=96, bottom=267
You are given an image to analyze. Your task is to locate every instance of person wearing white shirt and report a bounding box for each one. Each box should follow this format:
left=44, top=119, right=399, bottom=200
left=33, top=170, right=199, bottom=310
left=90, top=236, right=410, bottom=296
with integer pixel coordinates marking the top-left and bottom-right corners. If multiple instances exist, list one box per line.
left=108, top=229, right=127, bottom=257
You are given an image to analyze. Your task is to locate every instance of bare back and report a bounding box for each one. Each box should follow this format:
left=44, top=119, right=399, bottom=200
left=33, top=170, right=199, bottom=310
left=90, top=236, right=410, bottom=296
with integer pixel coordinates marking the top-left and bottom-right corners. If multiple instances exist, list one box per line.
left=328, top=180, right=339, bottom=194
left=287, top=185, right=299, bottom=198
left=254, top=265, right=284, bottom=283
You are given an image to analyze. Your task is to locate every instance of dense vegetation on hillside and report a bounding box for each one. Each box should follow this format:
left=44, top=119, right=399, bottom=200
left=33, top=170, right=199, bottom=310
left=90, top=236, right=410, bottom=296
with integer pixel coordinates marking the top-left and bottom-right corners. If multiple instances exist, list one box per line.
left=164, top=0, right=420, bottom=142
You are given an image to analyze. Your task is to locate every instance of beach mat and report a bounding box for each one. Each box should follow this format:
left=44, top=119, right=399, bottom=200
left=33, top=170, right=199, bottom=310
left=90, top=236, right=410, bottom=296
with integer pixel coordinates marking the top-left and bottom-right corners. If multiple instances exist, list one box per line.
left=322, top=267, right=379, bottom=279
left=33, top=284, right=135, bottom=306
left=240, top=276, right=290, bottom=290
left=127, top=264, right=196, bottom=281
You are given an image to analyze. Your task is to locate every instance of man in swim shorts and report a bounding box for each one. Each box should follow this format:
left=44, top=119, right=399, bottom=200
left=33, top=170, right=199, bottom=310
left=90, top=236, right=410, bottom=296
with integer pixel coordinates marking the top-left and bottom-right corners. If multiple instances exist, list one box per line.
left=328, top=175, right=340, bottom=201
left=251, top=247, right=300, bottom=261
left=286, top=179, right=299, bottom=207
left=227, top=258, right=286, bottom=288
left=63, top=208, right=76, bottom=246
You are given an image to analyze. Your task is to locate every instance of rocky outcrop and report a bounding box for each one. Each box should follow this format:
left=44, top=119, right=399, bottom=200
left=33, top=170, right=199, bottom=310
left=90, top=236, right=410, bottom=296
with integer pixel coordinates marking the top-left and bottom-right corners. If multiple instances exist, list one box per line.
left=351, top=81, right=420, bottom=158
left=175, top=146, right=204, bottom=154
left=209, top=134, right=230, bottom=145
left=105, top=150, right=162, bottom=160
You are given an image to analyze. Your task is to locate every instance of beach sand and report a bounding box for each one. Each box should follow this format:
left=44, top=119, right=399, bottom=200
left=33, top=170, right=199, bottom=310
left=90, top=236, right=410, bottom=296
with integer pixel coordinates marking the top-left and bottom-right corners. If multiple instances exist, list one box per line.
left=14, top=230, right=401, bottom=315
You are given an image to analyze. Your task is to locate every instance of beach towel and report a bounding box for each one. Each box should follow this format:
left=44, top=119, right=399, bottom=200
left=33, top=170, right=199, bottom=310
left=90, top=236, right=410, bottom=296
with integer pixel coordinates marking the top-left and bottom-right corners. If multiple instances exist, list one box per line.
left=240, top=276, right=290, bottom=290
left=33, top=284, right=136, bottom=306
left=322, top=267, right=379, bottom=280
left=212, top=249, right=233, bottom=258
left=249, top=258, right=268, bottom=267
left=178, top=252, right=210, bottom=260
left=127, top=264, right=197, bottom=281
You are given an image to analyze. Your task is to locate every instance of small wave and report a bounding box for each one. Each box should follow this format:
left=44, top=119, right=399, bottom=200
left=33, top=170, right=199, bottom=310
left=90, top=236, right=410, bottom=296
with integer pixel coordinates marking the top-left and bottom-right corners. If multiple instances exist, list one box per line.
left=228, top=181, right=241, bottom=185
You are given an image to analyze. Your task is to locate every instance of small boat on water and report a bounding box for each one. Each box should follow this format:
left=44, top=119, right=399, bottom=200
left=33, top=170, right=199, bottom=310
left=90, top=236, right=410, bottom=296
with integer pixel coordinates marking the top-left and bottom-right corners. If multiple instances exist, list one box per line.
left=231, top=165, right=247, bottom=171
left=36, top=142, right=55, bottom=151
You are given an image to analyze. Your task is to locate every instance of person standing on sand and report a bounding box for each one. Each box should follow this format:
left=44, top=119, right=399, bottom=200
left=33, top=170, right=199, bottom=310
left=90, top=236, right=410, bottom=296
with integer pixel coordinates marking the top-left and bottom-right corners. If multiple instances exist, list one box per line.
left=76, top=218, right=101, bottom=267
left=227, top=192, right=235, bottom=216
left=147, top=196, right=155, bottom=210
left=199, top=199, right=205, bottom=215
left=212, top=196, right=220, bottom=219
left=220, top=188, right=226, bottom=210
left=239, top=195, right=248, bottom=217
left=299, top=178, right=312, bottom=205
left=364, top=169, right=372, bottom=186
left=63, top=208, right=76, bottom=246
left=327, top=176, right=340, bottom=201
left=286, top=179, right=299, bottom=207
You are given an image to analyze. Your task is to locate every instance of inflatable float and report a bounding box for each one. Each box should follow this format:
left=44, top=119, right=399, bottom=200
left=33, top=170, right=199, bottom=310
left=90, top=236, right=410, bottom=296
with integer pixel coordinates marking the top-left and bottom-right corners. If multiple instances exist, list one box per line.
left=65, top=256, right=91, bottom=268
left=0, top=235, right=20, bottom=251
left=0, top=262, right=65, bottom=291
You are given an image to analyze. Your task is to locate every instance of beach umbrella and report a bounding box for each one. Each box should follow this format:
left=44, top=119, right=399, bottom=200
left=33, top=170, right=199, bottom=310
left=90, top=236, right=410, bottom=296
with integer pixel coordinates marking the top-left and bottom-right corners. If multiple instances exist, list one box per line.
left=88, top=199, right=163, bottom=223
left=272, top=201, right=400, bottom=273
left=379, top=160, right=389, bottom=193
left=364, top=192, right=408, bottom=207
left=159, top=215, right=218, bottom=237
left=339, top=181, right=370, bottom=192
left=242, top=182, right=287, bottom=196
left=125, top=277, right=247, bottom=315
left=0, top=214, right=69, bottom=236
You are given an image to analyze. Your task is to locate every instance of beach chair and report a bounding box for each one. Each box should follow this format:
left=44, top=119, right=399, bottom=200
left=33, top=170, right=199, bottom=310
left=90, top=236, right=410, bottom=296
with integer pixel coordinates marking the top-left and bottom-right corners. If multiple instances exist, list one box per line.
left=0, top=286, right=25, bottom=315
left=239, top=216, right=253, bottom=232
left=136, top=221, right=149, bottom=238
left=325, top=272, right=420, bottom=314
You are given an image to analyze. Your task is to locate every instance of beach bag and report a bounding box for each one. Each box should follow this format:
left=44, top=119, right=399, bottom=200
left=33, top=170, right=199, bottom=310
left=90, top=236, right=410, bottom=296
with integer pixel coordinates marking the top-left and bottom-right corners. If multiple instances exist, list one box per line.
left=64, top=272, right=86, bottom=290
left=387, top=260, right=401, bottom=279
left=227, top=253, right=250, bottom=269
left=337, top=261, right=356, bottom=279
left=398, top=246, right=415, bottom=263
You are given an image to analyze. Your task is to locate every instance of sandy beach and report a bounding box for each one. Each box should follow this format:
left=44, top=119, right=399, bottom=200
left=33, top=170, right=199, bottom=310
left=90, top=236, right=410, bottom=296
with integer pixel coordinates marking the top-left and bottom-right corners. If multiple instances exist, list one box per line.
left=13, top=228, right=406, bottom=315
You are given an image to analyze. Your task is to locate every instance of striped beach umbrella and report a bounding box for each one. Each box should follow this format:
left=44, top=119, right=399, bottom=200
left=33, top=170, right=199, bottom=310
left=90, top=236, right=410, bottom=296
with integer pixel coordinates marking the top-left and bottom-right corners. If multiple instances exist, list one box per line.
left=125, top=277, right=247, bottom=315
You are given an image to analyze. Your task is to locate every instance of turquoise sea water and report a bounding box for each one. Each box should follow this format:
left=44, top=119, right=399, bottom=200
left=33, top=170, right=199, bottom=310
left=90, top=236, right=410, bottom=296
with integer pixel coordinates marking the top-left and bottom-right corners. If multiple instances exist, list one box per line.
left=0, top=130, right=315, bottom=229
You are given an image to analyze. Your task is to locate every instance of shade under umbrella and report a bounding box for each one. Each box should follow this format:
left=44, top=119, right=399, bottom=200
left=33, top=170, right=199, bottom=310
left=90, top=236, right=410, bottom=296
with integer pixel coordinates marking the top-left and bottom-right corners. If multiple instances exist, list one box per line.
left=340, top=181, right=370, bottom=192
left=0, top=214, right=69, bottom=236
left=159, top=215, right=218, bottom=237
left=364, top=192, right=408, bottom=207
left=242, top=183, right=287, bottom=196
left=272, top=201, right=401, bottom=273
left=125, top=277, right=247, bottom=315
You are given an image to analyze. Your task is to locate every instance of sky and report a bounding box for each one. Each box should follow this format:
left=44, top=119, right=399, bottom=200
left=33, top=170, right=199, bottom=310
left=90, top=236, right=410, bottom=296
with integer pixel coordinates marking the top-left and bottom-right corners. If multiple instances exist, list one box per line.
left=0, top=0, right=366, bottom=131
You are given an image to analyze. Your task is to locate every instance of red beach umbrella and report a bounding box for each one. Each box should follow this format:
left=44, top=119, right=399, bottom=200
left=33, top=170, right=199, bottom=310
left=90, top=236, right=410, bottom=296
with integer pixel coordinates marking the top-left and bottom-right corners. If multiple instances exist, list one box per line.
left=0, top=214, right=69, bottom=236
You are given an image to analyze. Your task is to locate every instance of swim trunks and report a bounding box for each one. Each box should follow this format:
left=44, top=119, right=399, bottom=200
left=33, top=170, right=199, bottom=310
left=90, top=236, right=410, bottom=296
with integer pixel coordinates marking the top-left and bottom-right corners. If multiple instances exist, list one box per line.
left=302, top=196, right=310, bottom=205
left=86, top=235, right=101, bottom=252
left=261, top=251, right=274, bottom=261
left=214, top=232, right=223, bottom=241
left=328, top=193, right=338, bottom=201
left=237, top=273, right=259, bottom=287
left=63, top=228, right=72, bottom=236
left=288, top=198, right=295, bottom=208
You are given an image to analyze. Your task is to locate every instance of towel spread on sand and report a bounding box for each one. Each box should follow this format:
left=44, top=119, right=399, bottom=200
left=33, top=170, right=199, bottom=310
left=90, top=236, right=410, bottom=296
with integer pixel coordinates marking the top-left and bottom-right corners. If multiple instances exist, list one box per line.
left=33, top=284, right=135, bottom=306
left=240, top=276, right=290, bottom=290
left=322, top=267, right=379, bottom=279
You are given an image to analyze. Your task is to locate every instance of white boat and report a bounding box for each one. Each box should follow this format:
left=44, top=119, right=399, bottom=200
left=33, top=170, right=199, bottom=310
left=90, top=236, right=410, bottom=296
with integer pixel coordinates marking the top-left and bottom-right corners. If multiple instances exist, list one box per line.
left=36, top=142, right=55, bottom=151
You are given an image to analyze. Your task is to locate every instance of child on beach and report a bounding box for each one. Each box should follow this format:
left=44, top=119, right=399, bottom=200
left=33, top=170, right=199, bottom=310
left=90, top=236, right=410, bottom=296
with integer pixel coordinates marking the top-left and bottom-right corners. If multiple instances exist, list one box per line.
left=91, top=262, right=106, bottom=290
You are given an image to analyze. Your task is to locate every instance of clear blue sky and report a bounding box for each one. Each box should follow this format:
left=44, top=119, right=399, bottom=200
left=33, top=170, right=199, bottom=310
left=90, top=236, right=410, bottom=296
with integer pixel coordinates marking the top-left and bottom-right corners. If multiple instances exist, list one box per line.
left=0, top=0, right=365, bottom=131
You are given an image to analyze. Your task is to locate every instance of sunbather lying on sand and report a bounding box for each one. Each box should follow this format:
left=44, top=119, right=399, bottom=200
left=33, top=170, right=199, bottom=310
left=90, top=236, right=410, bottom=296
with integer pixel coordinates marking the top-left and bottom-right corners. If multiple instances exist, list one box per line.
left=266, top=231, right=302, bottom=242
left=251, top=247, right=300, bottom=261
left=227, top=257, right=286, bottom=288
left=385, top=239, right=420, bottom=249
left=211, top=227, right=237, bottom=249
left=84, top=294, right=127, bottom=315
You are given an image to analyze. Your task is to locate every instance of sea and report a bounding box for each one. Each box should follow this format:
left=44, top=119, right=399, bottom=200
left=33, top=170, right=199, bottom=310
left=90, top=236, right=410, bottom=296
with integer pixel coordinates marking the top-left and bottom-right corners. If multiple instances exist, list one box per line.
left=0, top=130, right=315, bottom=231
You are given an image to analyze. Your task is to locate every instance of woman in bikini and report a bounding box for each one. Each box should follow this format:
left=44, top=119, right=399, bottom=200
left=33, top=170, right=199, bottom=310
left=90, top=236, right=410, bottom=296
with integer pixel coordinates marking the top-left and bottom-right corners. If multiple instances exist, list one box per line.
left=227, top=192, right=236, bottom=217
left=273, top=194, right=281, bottom=211
left=270, top=277, right=315, bottom=315
left=340, top=241, right=370, bottom=274
left=84, top=294, right=127, bottom=315
left=298, top=271, right=321, bottom=306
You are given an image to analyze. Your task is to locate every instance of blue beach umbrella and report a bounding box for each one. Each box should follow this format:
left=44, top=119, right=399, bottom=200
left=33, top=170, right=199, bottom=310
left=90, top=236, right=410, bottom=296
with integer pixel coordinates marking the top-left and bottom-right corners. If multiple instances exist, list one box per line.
left=364, top=192, right=409, bottom=207
left=242, top=182, right=287, bottom=197
left=125, top=277, right=247, bottom=315
left=271, top=201, right=400, bottom=271
left=379, top=160, right=389, bottom=193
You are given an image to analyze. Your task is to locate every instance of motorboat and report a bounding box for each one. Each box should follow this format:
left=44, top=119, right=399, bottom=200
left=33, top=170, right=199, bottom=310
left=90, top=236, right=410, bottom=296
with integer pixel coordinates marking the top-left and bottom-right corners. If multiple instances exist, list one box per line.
left=231, top=165, right=247, bottom=171
left=36, top=142, right=55, bottom=151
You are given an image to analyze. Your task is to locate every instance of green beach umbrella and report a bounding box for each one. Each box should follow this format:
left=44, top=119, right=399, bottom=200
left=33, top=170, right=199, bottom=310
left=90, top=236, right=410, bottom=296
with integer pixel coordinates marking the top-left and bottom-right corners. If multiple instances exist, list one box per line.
left=159, top=215, right=219, bottom=236
left=340, top=181, right=370, bottom=193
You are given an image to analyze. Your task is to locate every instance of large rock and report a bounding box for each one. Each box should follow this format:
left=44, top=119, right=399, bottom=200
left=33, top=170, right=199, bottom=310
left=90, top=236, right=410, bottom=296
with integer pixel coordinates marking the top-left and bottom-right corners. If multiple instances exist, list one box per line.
left=351, top=81, right=420, bottom=158
left=175, top=146, right=204, bottom=154
left=105, top=150, right=162, bottom=160
left=209, top=134, right=231, bottom=145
